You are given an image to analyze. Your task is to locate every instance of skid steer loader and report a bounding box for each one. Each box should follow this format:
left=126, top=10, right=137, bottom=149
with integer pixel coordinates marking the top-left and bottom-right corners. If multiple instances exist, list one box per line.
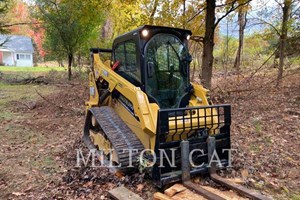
left=83, top=25, right=231, bottom=188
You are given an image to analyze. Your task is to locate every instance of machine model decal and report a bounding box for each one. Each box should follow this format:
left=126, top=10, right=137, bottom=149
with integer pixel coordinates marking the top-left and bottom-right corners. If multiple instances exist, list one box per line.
left=102, top=70, right=109, bottom=77
left=90, top=86, right=95, bottom=97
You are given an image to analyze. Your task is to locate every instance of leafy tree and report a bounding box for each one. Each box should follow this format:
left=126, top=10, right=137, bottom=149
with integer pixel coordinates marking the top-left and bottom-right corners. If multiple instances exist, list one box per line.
left=214, top=36, right=239, bottom=65
left=0, top=0, right=11, bottom=34
left=4, top=1, right=46, bottom=60
left=7, top=1, right=30, bottom=35
left=35, top=0, right=106, bottom=80
left=143, top=0, right=206, bottom=35
left=109, top=0, right=144, bottom=38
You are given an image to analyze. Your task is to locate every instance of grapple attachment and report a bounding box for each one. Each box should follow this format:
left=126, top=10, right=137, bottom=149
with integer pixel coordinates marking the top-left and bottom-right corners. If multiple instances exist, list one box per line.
left=152, top=104, right=231, bottom=187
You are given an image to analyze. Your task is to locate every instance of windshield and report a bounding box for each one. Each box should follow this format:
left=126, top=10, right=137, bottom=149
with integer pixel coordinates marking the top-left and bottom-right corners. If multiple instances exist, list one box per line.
left=145, top=34, right=189, bottom=109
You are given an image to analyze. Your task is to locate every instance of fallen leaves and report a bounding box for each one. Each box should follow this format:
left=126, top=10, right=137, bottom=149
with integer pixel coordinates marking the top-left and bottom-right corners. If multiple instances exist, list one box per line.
left=1, top=70, right=299, bottom=200
left=12, top=192, right=26, bottom=196
left=136, top=184, right=144, bottom=192
left=211, top=71, right=300, bottom=197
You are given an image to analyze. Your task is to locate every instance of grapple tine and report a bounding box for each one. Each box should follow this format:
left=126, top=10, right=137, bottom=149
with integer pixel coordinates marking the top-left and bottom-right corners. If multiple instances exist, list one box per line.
left=181, top=140, right=226, bottom=200
left=180, top=140, right=190, bottom=182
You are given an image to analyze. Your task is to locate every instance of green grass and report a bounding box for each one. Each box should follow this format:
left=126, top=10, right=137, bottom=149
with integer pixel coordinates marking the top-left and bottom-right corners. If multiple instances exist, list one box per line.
left=250, top=144, right=261, bottom=153
left=252, top=117, right=262, bottom=133
left=0, top=66, right=66, bottom=72
left=0, top=82, right=57, bottom=106
left=0, top=111, right=13, bottom=121
left=290, top=193, right=300, bottom=200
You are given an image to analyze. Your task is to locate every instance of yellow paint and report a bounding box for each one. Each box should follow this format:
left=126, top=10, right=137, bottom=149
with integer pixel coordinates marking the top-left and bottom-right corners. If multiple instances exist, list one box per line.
left=86, top=53, right=219, bottom=151
left=85, top=72, right=99, bottom=111
left=90, top=130, right=111, bottom=154
left=113, top=101, right=156, bottom=150
left=92, top=54, right=158, bottom=135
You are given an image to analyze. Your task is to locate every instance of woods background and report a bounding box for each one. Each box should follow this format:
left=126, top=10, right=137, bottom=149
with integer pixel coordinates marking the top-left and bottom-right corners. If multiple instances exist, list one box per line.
left=0, top=0, right=299, bottom=87
left=0, top=0, right=299, bottom=199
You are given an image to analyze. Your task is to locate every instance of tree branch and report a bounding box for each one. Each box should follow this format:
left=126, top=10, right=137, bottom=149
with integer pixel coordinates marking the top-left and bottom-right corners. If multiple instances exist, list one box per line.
left=214, top=0, right=252, bottom=29
left=0, top=22, right=40, bottom=28
left=249, top=17, right=281, bottom=36
left=0, top=36, right=9, bottom=46
left=239, top=46, right=279, bottom=86
left=187, top=6, right=206, bottom=23
left=149, top=0, right=159, bottom=24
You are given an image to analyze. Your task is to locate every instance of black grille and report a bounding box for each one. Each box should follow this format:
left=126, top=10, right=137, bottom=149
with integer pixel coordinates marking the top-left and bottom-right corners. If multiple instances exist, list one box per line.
left=158, top=105, right=231, bottom=143
left=152, top=104, right=231, bottom=187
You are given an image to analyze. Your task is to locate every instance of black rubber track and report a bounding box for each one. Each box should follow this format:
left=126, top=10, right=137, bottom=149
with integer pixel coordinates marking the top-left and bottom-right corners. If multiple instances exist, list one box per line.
left=83, top=106, right=144, bottom=173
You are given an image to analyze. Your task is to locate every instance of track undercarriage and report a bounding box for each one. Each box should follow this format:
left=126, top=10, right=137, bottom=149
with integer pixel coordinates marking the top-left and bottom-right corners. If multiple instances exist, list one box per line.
left=83, top=106, right=144, bottom=173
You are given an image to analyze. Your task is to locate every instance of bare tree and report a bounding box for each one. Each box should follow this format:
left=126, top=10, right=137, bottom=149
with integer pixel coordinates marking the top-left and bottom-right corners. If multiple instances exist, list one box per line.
left=201, top=0, right=252, bottom=89
left=234, top=8, right=248, bottom=71
left=201, top=0, right=216, bottom=89
left=149, top=0, right=159, bottom=24
left=277, top=0, right=292, bottom=86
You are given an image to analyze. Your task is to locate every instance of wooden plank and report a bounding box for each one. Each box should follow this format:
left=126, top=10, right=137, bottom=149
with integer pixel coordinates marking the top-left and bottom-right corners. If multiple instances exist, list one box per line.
left=108, top=186, right=143, bottom=200
left=172, top=189, right=207, bottom=200
left=183, top=181, right=225, bottom=200
left=202, top=186, right=248, bottom=200
left=164, top=184, right=187, bottom=197
left=153, top=192, right=173, bottom=200
left=211, top=174, right=273, bottom=200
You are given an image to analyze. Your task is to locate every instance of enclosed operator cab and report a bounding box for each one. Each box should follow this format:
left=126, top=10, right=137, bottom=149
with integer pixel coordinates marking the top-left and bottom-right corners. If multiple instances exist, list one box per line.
left=112, top=25, right=192, bottom=109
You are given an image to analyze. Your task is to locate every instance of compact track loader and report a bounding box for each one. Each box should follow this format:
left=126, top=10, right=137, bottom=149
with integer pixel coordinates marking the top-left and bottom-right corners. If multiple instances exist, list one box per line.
left=84, top=25, right=232, bottom=187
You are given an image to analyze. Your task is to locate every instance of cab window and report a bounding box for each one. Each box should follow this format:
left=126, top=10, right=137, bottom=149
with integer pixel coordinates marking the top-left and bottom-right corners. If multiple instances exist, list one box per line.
left=114, top=40, right=140, bottom=85
left=145, top=34, right=189, bottom=108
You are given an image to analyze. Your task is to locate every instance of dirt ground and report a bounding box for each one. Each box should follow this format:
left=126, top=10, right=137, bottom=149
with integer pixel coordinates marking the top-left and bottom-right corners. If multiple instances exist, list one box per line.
left=210, top=69, right=300, bottom=200
left=0, top=68, right=299, bottom=200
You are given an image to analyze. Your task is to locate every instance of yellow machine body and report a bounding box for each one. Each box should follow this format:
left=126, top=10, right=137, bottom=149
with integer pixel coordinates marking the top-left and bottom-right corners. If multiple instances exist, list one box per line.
left=86, top=53, right=216, bottom=150
left=83, top=25, right=231, bottom=187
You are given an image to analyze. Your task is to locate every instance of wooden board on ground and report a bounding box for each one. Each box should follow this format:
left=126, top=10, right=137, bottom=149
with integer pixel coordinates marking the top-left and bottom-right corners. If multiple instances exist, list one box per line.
left=172, top=188, right=207, bottom=200
left=202, top=186, right=248, bottom=200
left=153, top=192, right=173, bottom=200
left=164, top=184, right=187, bottom=197
left=153, top=183, right=248, bottom=200
left=108, top=186, right=143, bottom=200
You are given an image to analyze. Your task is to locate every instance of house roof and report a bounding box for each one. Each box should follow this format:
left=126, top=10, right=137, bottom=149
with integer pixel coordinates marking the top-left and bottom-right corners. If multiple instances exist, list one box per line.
left=0, top=35, right=34, bottom=53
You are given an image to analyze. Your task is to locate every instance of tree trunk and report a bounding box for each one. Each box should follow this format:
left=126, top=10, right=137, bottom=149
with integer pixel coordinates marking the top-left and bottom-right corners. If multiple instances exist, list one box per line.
left=68, top=53, right=73, bottom=81
left=77, top=52, right=82, bottom=68
left=234, top=9, right=247, bottom=71
left=277, top=0, right=292, bottom=87
left=182, top=0, right=186, bottom=29
left=102, top=18, right=113, bottom=39
left=201, top=0, right=216, bottom=89
left=149, top=0, right=159, bottom=24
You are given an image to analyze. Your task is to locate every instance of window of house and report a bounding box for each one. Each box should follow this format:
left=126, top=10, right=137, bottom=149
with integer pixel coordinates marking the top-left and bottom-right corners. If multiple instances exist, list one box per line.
left=114, top=40, right=140, bottom=84
left=17, top=53, right=31, bottom=60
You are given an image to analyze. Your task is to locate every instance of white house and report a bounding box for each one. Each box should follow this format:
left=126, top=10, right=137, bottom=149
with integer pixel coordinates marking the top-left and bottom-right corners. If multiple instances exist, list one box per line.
left=0, top=35, right=34, bottom=67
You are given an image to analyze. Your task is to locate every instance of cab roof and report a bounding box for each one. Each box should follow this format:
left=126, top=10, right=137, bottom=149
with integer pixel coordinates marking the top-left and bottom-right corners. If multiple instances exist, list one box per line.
left=113, top=25, right=192, bottom=46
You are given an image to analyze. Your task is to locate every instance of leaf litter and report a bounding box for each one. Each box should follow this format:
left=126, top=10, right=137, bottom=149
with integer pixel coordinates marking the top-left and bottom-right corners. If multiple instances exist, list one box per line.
left=1, top=70, right=299, bottom=199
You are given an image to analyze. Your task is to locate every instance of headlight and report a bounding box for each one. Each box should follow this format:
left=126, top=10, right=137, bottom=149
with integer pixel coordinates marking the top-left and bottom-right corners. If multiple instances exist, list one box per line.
left=141, top=29, right=149, bottom=37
